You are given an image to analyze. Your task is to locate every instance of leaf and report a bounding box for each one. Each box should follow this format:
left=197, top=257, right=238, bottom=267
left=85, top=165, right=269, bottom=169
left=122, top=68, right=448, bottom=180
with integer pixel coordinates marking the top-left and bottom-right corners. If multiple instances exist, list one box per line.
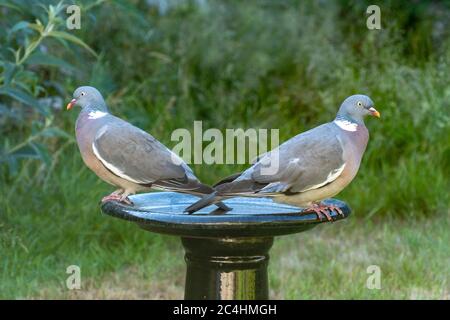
left=0, top=103, right=8, bottom=115
left=89, top=59, right=116, bottom=93
left=9, top=21, right=30, bottom=35
left=48, top=31, right=97, bottom=57
left=111, top=0, right=149, bottom=27
left=0, top=0, right=22, bottom=12
left=8, top=144, right=41, bottom=160
left=1, top=61, right=18, bottom=85
left=28, top=22, right=44, bottom=33
left=5, top=156, right=19, bottom=176
left=40, top=127, right=72, bottom=140
left=30, top=142, right=51, bottom=167
left=0, top=86, right=48, bottom=115
left=0, top=103, right=21, bottom=121
left=12, top=47, right=22, bottom=63
left=6, top=142, right=51, bottom=167
left=26, top=52, right=75, bottom=71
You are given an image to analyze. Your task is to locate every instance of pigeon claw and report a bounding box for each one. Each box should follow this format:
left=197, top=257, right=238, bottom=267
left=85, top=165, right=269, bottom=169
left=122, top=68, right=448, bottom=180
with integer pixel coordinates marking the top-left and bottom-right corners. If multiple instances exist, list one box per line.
left=119, top=196, right=133, bottom=206
left=326, top=204, right=345, bottom=217
left=303, top=203, right=343, bottom=222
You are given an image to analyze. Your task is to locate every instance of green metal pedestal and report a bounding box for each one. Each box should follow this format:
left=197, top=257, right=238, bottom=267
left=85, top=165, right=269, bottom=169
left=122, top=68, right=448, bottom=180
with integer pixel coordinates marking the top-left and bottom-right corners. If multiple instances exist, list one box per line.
left=101, top=192, right=350, bottom=300
left=182, top=237, right=273, bottom=300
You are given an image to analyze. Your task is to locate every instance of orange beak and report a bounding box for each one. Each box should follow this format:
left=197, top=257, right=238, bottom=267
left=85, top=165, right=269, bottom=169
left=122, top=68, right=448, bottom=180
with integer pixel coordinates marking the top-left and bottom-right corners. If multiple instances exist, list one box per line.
left=369, top=107, right=380, bottom=118
left=66, top=98, right=77, bottom=110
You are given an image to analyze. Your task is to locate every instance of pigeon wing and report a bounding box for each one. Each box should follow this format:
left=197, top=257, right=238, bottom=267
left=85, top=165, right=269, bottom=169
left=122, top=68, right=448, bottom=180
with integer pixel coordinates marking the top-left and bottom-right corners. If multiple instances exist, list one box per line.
left=92, top=118, right=188, bottom=185
left=217, top=123, right=346, bottom=194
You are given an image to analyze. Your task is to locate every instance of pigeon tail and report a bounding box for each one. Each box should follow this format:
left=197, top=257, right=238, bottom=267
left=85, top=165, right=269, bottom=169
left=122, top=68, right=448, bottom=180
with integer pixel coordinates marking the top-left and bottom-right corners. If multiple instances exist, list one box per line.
left=152, top=180, right=231, bottom=212
left=187, top=183, right=231, bottom=212
left=184, top=191, right=224, bottom=214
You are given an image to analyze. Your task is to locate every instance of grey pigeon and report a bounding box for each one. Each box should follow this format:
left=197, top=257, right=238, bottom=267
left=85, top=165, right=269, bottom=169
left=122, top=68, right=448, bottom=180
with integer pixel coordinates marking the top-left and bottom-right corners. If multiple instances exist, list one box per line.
left=67, top=86, right=230, bottom=210
left=185, top=94, right=380, bottom=220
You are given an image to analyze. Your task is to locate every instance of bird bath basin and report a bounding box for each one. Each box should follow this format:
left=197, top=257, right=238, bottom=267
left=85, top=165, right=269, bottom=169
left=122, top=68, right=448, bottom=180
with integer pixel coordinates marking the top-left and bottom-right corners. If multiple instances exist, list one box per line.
left=101, top=192, right=350, bottom=299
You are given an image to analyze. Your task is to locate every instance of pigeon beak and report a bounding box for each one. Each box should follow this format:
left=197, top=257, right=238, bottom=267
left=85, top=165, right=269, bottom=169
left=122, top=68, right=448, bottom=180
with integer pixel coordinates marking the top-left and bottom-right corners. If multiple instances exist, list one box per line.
left=66, top=98, right=77, bottom=110
left=368, top=107, right=380, bottom=118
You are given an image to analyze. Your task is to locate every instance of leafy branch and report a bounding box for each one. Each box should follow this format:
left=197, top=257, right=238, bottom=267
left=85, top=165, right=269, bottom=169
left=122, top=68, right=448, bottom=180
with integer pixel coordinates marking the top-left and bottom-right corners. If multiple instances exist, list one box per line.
left=0, top=1, right=99, bottom=177
left=14, top=2, right=97, bottom=66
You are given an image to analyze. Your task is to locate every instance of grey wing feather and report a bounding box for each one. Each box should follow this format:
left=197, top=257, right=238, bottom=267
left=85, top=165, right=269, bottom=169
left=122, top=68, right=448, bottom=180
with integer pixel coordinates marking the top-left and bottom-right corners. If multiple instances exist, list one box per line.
left=92, top=118, right=188, bottom=184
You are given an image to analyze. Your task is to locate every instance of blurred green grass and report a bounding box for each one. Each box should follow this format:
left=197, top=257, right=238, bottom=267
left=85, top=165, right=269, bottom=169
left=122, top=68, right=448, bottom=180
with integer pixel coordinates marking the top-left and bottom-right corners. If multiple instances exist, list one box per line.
left=1, top=0, right=449, bottom=298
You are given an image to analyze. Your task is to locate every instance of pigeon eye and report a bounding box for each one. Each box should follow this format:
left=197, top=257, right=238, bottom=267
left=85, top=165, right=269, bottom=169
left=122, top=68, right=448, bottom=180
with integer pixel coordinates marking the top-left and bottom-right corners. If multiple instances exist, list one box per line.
left=81, top=92, right=86, bottom=96
left=357, top=101, right=363, bottom=107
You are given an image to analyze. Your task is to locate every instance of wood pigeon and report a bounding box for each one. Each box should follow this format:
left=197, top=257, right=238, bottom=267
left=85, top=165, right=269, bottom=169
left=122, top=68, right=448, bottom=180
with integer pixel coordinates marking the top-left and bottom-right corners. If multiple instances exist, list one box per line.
left=185, top=94, right=380, bottom=220
left=67, top=86, right=230, bottom=210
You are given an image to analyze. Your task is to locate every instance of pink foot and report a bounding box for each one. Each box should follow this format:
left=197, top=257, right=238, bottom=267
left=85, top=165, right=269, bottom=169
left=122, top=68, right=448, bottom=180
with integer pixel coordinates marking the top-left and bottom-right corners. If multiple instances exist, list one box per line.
left=101, top=193, right=133, bottom=206
left=101, top=194, right=122, bottom=203
left=303, top=203, right=342, bottom=222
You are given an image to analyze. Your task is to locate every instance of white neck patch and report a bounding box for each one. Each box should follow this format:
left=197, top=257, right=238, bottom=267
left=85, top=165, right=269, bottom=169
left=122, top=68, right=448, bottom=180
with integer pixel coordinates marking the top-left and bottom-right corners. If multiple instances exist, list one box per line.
left=334, top=119, right=358, bottom=132
left=88, top=111, right=107, bottom=119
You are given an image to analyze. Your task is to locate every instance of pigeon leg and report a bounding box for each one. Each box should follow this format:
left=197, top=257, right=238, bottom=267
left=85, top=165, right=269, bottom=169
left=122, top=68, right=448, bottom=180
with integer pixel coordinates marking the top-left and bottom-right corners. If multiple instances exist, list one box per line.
left=303, top=203, right=333, bottom=222
left=119, top=191, right=134, bottom=206
left=101, top=189, right=124, bottom=203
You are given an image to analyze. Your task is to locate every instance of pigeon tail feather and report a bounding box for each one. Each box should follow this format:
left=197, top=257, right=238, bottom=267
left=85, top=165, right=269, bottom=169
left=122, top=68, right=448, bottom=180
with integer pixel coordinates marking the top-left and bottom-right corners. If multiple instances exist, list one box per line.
left=184, top=191, right=221, bottom=213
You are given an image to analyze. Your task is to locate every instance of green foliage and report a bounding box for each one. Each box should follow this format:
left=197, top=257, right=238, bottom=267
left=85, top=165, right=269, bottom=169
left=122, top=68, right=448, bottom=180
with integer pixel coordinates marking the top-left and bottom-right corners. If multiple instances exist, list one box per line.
left=0, top=0, right=449, bottom=298
left=0, top=1, right=96, bottom=176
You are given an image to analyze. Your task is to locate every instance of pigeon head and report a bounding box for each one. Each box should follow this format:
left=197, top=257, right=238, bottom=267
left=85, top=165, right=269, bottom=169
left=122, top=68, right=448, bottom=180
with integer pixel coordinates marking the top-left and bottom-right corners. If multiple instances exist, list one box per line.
left=67, top=86, right=108, bottom=112
left=337, top=94, right=380, bottom=123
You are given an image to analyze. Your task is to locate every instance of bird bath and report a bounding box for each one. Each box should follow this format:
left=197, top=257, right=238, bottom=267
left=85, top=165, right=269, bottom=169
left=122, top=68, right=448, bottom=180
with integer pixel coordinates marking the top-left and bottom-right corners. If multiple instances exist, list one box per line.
left=101, top=192, right=350, bottom=299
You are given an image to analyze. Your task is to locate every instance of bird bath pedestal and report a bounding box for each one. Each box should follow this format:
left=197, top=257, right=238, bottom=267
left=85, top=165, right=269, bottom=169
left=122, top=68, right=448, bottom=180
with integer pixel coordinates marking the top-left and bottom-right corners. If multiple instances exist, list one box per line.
left=101, top=192, right=350, bottom=300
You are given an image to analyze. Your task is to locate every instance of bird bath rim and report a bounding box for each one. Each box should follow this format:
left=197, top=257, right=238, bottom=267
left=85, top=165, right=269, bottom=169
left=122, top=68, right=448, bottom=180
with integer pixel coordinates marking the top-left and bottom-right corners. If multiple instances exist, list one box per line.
left=100, top=192, right=351, bottom=238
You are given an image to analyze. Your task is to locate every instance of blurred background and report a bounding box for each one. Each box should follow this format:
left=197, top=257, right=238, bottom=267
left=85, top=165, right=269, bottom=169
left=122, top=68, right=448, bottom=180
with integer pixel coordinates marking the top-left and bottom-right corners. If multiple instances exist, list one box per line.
left=0, top=0, right=449, bottom=299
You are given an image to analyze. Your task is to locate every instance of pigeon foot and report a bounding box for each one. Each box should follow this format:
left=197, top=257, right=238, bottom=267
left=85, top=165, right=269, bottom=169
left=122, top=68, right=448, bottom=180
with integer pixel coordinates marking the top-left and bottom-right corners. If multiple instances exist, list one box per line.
left=118, top=191, right=134, bottom=206
left=119, top=196, right=133, bottom=206
left=101, top=189, right=133, bottom=205
left=303, top=203, right=342, bottom=222
left=101, top=193, right=122, bottom=203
